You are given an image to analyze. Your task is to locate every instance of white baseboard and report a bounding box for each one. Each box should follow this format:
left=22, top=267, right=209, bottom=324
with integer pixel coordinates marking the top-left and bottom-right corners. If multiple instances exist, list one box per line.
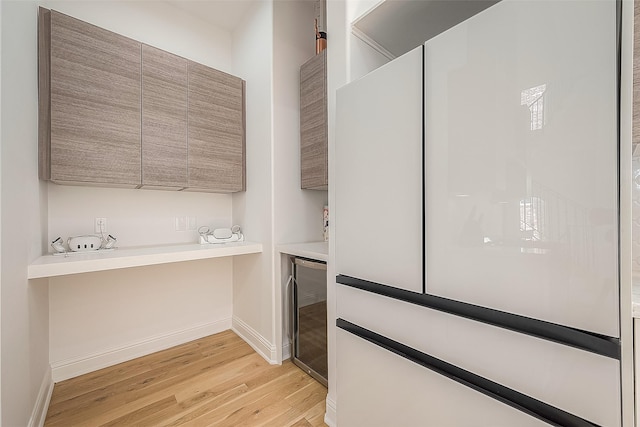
left=325, top=396, right=337, bottom=427
left=51, top=318, right=231, bottom=382
left=232, top=316, right=277, bottom=364
left=28, top=366, right=53, bottom=427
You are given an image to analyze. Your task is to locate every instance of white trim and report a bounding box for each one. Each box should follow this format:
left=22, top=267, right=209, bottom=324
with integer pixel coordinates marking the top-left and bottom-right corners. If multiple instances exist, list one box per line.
left=350, top=0, right=385, bottom=27
left=51, top=318, right=231, bottom=382
left=28, top=366, right=53, bottom=427
left=324, top=396, right=337, bottom=427
left=350, top=26, right=396, bottom=61
left=232, top=316, right=277, bottom=364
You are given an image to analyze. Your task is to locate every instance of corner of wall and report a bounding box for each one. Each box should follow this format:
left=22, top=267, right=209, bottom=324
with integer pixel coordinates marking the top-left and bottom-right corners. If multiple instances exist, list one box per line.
left=230, top=0, right=277, bottom=361
left=27, top=366, right=53, bottom=427
left=1, top=2, right=52, bottom=425
left=324, top=396, right=337, bottom=427
left=232, top=316, right=278, bottom=364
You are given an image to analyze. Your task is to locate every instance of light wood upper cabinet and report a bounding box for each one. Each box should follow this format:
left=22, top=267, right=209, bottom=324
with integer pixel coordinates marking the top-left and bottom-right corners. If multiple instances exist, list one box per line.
left=40, top=9, right=142, bottom=187
left=39, top=8, right=247, bottom=193
left=187, top=61, right=246, bottom=193
left=142, top=45, right=188, bottom=189
left=300, top=51, right=328, bottom=190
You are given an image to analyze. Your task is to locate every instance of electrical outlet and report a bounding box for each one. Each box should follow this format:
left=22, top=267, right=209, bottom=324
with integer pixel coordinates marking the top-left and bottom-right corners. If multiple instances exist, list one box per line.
left=175, top=216, right=186, bottom=232
left=187, top=216, right=197, bottom=231
left=95, top=217, right=107, bottom=233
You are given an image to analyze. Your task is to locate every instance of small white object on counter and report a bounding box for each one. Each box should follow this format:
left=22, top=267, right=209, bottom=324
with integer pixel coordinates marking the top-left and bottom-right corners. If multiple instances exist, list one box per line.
left=28, top=241, right=262, bottom=279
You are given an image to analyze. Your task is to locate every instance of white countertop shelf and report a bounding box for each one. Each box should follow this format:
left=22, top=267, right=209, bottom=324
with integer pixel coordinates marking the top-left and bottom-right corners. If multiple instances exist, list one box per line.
left=28, top=241, right=263, bottom=279
left=277, top=242, right=328, bottom=262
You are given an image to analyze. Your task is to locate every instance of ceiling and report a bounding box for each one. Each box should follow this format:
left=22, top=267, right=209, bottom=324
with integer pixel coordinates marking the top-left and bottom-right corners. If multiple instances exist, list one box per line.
left=353, top=0, right=499, bottom=58
left=165, top=0, right=257, bottom=32
left=164, top=0, right=499, bottom=55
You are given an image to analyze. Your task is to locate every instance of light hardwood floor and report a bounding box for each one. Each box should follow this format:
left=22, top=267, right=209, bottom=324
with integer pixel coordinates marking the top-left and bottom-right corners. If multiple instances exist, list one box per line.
left=44, top=330, right=328, bottom=426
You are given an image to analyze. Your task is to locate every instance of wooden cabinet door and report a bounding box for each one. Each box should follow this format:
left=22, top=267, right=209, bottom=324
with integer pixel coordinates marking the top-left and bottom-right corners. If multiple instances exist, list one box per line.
left=300, top=51, right=328, bottom=190
left=187, top=61, right=245, bottom=193
left=47, top=11, right=141, bottom=187
left=142, top=45, right=188, bottom=189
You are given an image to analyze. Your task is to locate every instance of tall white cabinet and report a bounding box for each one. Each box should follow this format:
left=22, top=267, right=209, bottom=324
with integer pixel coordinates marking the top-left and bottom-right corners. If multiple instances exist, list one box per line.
left=335, top=46, right=423, bottom=293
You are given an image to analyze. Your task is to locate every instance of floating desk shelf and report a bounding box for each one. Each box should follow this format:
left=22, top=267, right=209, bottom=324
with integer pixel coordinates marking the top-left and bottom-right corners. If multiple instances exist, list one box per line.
left=28, top=241, right=263, bottom=279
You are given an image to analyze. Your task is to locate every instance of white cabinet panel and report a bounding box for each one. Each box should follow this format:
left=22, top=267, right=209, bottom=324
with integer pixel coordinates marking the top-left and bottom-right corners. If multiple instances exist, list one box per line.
left=424, top=0, right=618, bottom=336
left=337, top=328, right=549, bottom=427
left=336, top=46, right=423, bottom=293
left=337, top=285, right=621, bottom=426
left=635, top=319, right=640, bottom=427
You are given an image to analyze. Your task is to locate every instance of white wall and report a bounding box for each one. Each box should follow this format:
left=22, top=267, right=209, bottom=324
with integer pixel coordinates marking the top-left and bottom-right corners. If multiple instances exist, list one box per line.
left=272, top=0, right=328, bottom=362
left=231, top=1, right=277, bottom=361
left=1, top=2, right=50, bottom=425
left=347, top=0, right=382, bottom=22
left=42, top=0, right=234, bottom=73
left=349, top=35, right=391, bottom=81
left=49, top=258, right=233, bottom=381
left=347, top=0, right=391, bottom=82
left=48, top=185, right=232, bottom=248
left=273, top=1, right=327, bottom=247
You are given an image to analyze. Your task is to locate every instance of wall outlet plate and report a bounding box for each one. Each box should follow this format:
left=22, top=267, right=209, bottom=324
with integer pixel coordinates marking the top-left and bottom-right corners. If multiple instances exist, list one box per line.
left=95, top=217, right=107, bottom=233
left=175, top=216, right=186, bottom=231
left=187, top=216, right=197, bottom=231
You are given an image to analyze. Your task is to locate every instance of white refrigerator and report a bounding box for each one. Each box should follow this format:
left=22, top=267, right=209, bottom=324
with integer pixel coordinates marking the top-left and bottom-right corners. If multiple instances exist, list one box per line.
left=335, top=1, right=621, bottom=426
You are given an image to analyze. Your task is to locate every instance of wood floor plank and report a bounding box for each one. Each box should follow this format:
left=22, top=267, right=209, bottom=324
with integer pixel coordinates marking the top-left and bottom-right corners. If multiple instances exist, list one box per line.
left=134, top=383, right=250, bottom=427
left=45, top=330, right=328, bottom=427
left=160, top=361, right=297, bottom=426
left=50, top=341, right=202, bottom=405
left=264, top=406, right=307, bottom=427
left=303, top=400, right=327, bottom=422
left=286, top=382, right=328, bottom=414
left=100, top=395, right=177, bottom=426
left=46, top=339, right=256, bottom=425
left=173, top=352, right=265, bottom=402
left=304, top=398, right=326, bottom=427
left=51, top=330, right=243, bottom=406
left=171, top=369, right=307, bottom=426
left=308, top=411, right=328, bottom=427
